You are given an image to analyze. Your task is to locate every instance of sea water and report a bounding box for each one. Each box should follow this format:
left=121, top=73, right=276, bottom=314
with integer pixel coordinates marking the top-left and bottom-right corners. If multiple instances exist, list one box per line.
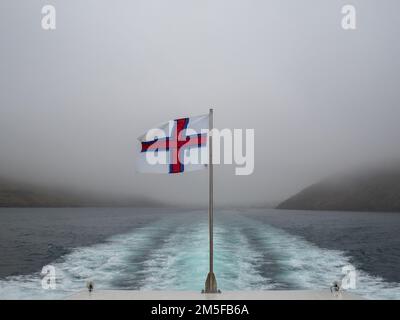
left=0, top=208, right=399, bottom=299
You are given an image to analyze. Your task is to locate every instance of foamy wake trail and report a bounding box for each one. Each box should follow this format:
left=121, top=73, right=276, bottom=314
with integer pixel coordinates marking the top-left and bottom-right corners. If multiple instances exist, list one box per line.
left=0, top=211, right=399, bottom=299
left=0, top=216, right=179, bottom=299
left=0, top=211, right=274, bottom=298
left=242, top=215, right=400, bottom=299
left=139, top=211, right=274, bottom=291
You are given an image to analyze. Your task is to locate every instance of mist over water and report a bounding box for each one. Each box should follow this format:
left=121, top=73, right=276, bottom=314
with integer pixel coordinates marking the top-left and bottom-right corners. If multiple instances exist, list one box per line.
left=0, top=208, right=399, bottom=300
left=1, top=1, right=400, bottom=303
left=1, top=1, right=400, bottom=206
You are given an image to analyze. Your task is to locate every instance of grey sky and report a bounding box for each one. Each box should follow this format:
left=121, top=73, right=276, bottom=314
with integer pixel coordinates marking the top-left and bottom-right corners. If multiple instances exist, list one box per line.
left=1, top=0, right=400, bottom=206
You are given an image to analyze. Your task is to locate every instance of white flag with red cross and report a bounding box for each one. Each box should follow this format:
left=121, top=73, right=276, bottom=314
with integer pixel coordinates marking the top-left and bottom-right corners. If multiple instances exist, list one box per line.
left=136, top=114, right=209, bottom=174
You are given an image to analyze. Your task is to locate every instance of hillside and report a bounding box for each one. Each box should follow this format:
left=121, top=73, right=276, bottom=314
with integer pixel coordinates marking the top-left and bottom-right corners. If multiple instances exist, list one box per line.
left=0, top=178, right=163, bottom=207
left=277, top=165, right=400, bottom=212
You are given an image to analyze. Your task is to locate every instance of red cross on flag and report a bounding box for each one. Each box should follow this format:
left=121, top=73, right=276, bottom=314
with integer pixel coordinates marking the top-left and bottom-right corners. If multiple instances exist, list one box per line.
left=136, top=114, right=209, bottom=174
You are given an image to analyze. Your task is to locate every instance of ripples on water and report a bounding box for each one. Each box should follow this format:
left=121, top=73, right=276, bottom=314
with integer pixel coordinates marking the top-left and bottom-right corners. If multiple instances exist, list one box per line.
left=0, top=208, right=399, bottom=299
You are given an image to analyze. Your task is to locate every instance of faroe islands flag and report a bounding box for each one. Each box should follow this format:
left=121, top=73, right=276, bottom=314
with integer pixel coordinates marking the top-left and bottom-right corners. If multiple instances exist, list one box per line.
left=136, top=114, right=209, bottom=174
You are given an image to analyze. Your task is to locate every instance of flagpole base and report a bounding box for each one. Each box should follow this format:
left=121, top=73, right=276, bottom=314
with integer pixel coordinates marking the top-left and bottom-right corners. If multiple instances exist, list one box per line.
left=203, top=272, right=219, bottom=294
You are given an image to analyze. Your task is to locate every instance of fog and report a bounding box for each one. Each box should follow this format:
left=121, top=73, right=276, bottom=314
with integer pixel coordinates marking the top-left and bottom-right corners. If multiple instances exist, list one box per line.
left=1, top=0, right=400, bottom=206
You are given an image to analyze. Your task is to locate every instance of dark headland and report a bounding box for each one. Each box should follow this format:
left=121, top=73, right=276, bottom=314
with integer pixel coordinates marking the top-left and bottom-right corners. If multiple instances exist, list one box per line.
left=0, top=178, right=164, bottom=208
left=277, top=164, right=400, bottom=212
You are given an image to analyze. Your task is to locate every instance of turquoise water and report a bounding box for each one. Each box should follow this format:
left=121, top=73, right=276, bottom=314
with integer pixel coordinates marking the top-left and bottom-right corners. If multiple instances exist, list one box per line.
left=0, top=208, right=399, bottom=299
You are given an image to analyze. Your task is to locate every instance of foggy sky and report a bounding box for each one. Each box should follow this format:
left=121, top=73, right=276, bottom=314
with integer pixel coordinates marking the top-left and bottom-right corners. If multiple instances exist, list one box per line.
left=1, top=0, right=400, bottom=206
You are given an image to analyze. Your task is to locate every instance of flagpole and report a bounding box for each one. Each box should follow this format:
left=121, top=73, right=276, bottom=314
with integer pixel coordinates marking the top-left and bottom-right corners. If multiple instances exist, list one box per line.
left=204, top=108, right=218, bottom=293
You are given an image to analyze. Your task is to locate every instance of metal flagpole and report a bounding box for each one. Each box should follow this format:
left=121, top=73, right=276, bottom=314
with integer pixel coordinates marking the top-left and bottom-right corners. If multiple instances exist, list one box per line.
left=204, top=108, right=218, bottom=293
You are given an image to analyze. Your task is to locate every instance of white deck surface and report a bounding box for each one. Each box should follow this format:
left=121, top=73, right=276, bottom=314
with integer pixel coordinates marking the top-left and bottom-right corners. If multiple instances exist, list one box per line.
left=66, top=290, right=363, bottom=300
